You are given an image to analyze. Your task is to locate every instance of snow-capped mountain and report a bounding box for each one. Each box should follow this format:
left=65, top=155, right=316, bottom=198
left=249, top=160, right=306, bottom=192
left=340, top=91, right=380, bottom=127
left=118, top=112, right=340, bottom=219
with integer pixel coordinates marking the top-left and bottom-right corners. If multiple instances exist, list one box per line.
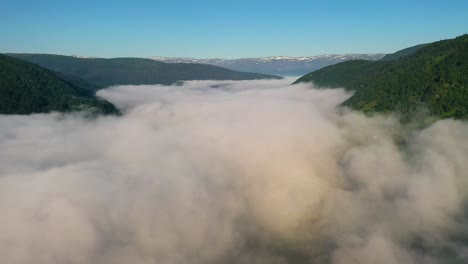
left=70, top=55, right=96, bottom=59
left=149, top=54, right=385, bottom=76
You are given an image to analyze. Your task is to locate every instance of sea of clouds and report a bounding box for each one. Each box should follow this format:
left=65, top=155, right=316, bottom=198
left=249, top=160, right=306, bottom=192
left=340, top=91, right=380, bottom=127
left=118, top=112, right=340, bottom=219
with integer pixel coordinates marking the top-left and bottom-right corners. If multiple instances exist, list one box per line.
left=1, top=78, right=468, bottom=263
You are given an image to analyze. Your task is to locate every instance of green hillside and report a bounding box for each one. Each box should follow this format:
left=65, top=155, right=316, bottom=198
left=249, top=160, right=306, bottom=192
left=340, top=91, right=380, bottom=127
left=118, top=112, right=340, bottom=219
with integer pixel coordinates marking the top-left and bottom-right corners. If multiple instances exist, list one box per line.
left=0, top=54, right=118, bottom=115
left=8, top=54, right=282, bottom=88
left=294, top=34, right=468, bottom=120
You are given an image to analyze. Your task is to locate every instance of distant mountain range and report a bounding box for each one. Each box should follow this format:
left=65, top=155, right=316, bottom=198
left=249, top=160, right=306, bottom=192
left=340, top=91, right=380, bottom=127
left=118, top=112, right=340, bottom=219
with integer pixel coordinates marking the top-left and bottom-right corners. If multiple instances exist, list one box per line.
left=7, top=54, right=282, bottom=88
left=150, top=54, right=385, bottom=76
left=294, top=34, right=468, bottom=121
left=3, top=34, right=466, bottom=118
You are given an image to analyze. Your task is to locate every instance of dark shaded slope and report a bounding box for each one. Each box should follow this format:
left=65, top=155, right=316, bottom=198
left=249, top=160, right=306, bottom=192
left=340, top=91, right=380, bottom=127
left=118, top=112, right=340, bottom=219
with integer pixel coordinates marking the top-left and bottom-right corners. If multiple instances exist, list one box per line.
left=8, top=54, right=282, bottom=87
left=0, top=54, right=118, bottom=115
left=53, top=71, right=101, bottom=92
left=294, top=34, right=468, bottom=119
left=293, top=60, right=385, bottom=88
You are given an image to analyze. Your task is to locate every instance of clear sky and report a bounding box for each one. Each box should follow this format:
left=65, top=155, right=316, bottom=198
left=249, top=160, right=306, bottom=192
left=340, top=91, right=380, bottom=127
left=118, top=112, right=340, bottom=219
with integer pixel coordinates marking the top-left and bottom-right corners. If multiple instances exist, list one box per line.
left=1, top=0, right=467, bottom=58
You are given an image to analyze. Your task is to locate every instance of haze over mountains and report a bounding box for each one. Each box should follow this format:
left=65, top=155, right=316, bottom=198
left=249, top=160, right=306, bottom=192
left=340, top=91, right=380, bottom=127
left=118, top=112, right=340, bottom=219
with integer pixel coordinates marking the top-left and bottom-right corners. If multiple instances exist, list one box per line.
left=150, top=54, right=385, bottom=76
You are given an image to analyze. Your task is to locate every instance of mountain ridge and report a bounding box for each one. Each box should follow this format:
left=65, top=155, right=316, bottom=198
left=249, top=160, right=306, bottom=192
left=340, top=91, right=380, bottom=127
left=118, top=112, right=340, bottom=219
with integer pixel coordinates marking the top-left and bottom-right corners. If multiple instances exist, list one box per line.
left=149, top=54, right=385, bottom=76
left=379, top=43, right=429, bottom=61
left=7, top=54, right=282, bottom=88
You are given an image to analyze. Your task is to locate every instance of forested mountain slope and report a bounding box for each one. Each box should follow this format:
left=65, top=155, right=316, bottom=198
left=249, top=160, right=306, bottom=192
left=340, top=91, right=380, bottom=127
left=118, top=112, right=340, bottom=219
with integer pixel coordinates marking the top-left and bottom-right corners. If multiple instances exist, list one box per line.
left=294, top=34, right=468, bottom=119
left=0, top=54, right=118, bottom=115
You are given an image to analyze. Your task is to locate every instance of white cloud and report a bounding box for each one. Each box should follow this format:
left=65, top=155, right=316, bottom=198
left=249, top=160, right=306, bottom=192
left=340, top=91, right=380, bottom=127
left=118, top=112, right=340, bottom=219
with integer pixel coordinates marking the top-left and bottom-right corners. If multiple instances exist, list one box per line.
left=0, top=79, right=467, bottom=263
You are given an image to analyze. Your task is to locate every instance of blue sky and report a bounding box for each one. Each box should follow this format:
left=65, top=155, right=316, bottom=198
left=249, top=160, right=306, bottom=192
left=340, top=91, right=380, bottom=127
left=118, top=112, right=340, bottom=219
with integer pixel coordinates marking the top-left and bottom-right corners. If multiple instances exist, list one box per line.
left=1, top=0, right=467, bottom=58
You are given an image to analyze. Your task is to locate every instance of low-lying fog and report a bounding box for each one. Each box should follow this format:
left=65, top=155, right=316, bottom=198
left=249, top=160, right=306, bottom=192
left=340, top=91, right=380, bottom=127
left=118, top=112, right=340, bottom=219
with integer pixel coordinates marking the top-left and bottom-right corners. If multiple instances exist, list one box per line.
left=1, top=78, right=468, bottom=264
